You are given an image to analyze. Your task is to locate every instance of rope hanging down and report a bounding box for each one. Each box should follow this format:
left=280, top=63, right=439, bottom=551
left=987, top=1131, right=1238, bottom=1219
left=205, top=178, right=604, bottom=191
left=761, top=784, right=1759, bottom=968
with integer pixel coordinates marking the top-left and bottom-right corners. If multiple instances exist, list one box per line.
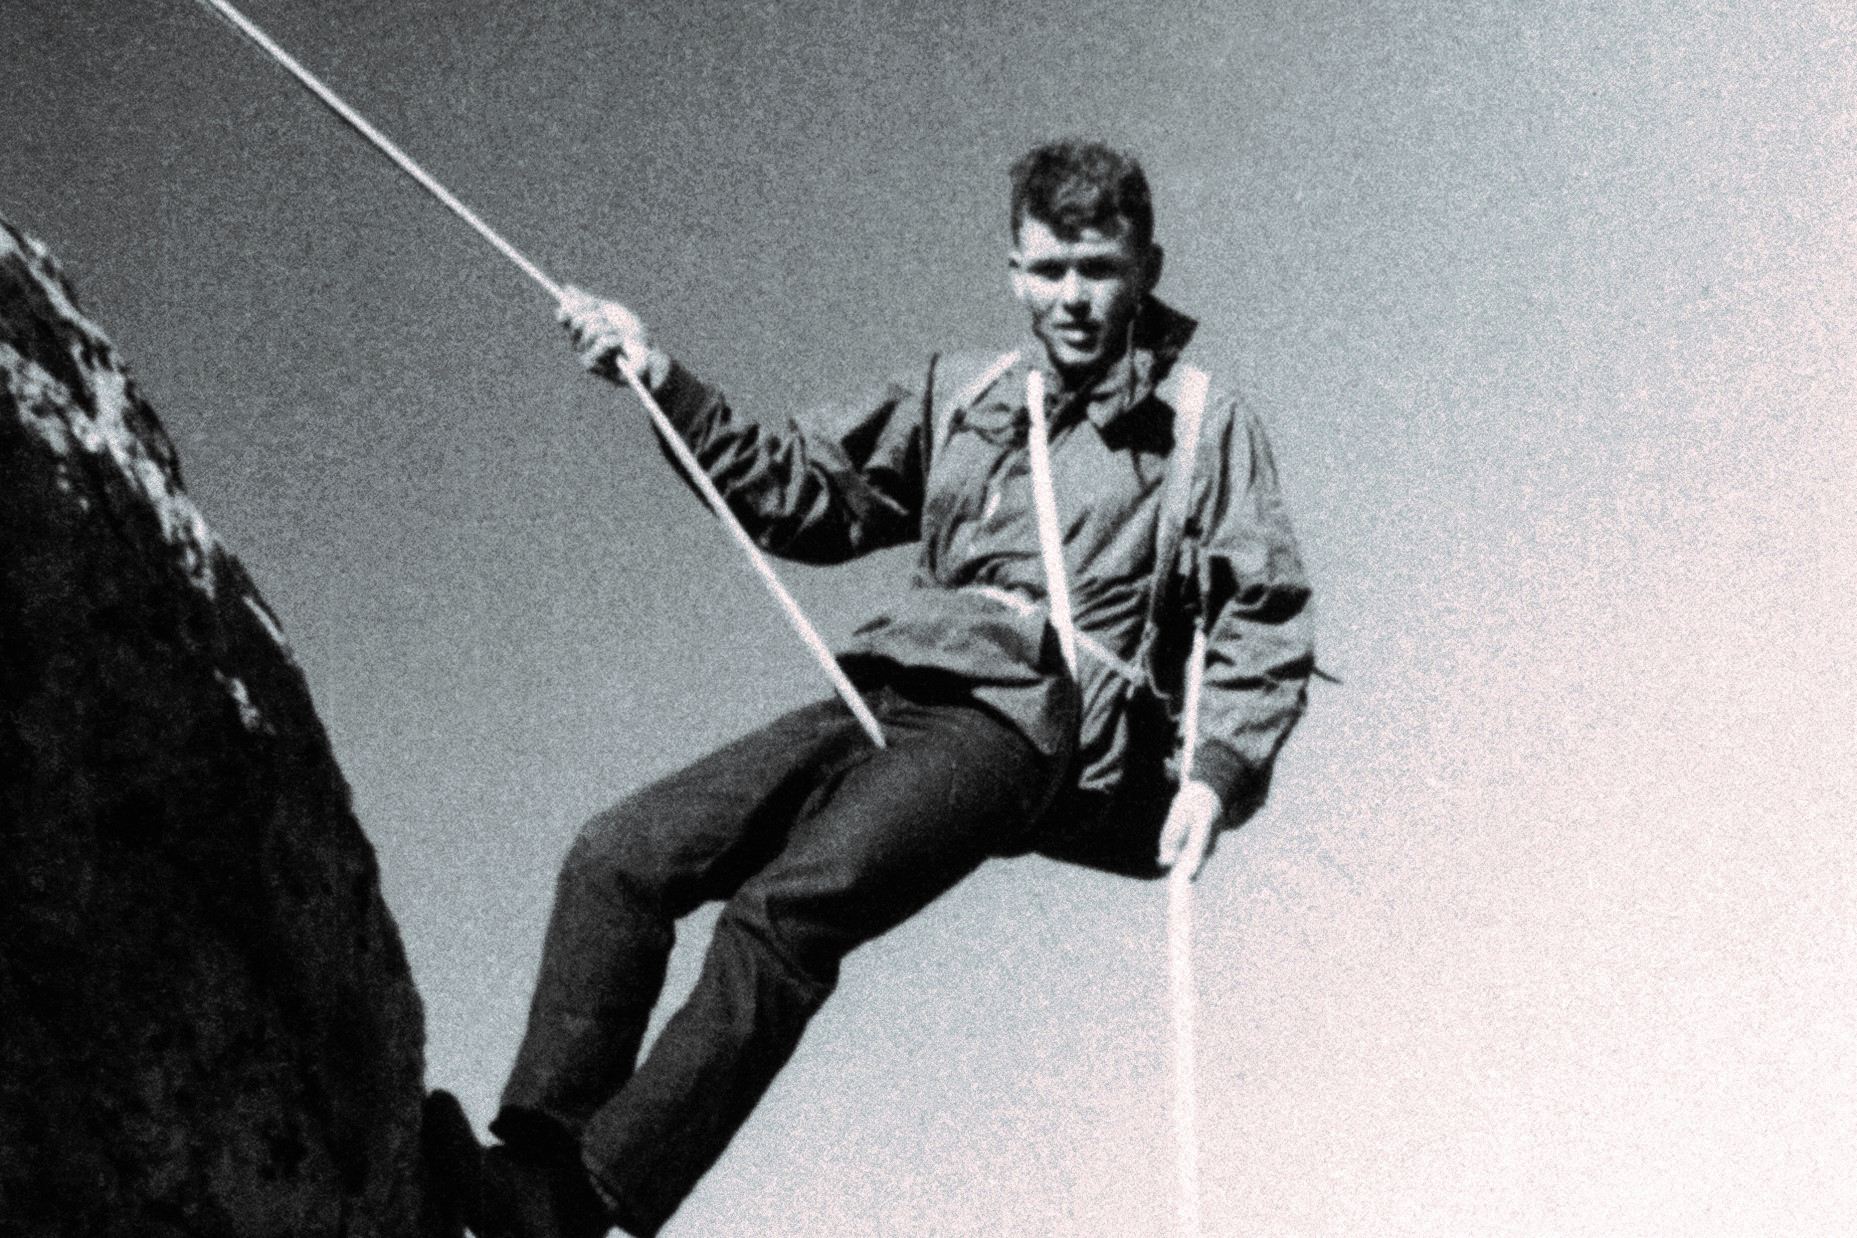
left=1168, top=626, right=1212, bottom=1238
left=1162, top=362, right=1214, bottom=1238
left=1020, top=361, right=1214, bottom=1238
left=191, top=0, right=885, bottom=749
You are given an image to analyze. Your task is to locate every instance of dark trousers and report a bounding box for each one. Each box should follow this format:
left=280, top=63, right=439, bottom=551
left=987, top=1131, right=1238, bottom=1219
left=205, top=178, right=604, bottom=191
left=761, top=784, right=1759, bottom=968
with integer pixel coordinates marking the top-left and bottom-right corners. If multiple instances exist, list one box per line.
left=494, top=678, right=1064, bottom=1236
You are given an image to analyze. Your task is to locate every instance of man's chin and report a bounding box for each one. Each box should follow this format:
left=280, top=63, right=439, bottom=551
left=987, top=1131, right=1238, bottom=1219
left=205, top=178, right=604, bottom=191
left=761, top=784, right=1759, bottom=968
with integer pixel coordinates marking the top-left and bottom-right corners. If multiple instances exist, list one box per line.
left=1040, top=333, right=1104, bottom=374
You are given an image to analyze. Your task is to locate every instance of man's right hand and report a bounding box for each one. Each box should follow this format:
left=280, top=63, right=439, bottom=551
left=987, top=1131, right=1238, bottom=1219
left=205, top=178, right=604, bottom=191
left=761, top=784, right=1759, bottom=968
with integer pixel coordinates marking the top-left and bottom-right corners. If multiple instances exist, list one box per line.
left=1156, top=778, right=1222, bottom=881
left=558, top=286, right=665, bottom=387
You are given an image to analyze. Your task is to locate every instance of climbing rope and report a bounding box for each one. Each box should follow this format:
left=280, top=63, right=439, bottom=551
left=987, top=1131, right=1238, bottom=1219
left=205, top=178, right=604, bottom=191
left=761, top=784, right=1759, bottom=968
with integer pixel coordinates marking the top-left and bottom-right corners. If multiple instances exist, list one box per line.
left=1168, top=626, right=1212, bottom=1238
left=1022, top=369, right=1078, bottom=676
left=1019, top=364, right=1212, bottom=1237
left=189, top=0, right=885, bottom=748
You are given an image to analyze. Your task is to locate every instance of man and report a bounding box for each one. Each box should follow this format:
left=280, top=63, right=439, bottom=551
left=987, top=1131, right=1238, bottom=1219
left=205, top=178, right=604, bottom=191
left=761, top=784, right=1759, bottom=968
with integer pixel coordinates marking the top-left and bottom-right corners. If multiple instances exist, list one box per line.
left=427, top=139, right=1313, bottom=1238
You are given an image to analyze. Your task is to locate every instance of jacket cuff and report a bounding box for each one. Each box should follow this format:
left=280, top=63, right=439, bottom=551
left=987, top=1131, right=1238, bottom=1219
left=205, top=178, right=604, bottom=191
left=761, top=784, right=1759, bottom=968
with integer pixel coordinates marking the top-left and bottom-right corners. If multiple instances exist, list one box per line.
left=1188, top=738, right=1251, bottom=810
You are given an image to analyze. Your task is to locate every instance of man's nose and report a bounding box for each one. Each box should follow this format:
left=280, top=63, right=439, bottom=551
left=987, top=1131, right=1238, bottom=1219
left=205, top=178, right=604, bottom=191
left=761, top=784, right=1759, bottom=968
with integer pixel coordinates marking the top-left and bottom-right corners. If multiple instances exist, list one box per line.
left=1057, top=268, right=1085, bottom=304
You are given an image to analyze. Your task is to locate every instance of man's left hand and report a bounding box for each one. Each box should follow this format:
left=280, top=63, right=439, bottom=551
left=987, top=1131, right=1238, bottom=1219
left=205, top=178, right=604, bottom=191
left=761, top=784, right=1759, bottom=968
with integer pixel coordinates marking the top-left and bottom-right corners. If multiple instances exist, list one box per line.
left=1156, top=779, right=1223, bottom=881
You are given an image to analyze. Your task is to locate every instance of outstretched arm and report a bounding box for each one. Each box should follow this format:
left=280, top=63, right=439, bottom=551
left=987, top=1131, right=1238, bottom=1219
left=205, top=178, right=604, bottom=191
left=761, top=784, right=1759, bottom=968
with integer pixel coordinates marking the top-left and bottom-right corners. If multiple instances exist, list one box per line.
left=557, top=288, right=928, bottom=564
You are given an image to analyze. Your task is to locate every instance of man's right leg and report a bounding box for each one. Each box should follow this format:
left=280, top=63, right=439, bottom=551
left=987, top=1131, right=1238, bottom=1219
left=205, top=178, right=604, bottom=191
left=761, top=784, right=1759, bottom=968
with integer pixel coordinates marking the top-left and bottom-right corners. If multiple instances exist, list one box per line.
left=576, top=685, right=1055, bottom=1235
left=493, top=697, right=875, bottom=1160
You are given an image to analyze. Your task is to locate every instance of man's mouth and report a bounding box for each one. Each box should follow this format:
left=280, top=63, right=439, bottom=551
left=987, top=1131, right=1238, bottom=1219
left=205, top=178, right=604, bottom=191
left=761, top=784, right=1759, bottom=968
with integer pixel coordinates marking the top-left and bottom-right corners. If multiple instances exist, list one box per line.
left=1052, top=321, right=1097, bottom=345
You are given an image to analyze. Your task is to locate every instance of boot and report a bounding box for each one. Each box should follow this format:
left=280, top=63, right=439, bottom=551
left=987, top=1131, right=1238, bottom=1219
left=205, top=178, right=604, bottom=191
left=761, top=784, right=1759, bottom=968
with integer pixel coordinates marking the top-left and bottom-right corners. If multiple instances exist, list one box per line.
left=423, top=1090, right=612, bottom=1238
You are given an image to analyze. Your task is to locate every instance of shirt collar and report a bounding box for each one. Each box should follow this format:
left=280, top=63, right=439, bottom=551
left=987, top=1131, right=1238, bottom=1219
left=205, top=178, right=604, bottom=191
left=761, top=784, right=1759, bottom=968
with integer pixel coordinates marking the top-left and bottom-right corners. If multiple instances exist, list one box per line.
left=1019, top=296, right=1199, bottom=432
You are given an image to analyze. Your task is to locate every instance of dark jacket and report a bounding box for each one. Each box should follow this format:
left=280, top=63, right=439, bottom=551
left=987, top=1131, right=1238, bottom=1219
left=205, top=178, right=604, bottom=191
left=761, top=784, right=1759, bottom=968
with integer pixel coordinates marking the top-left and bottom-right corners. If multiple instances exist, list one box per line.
left=648, top=298, right=1313, bottom=859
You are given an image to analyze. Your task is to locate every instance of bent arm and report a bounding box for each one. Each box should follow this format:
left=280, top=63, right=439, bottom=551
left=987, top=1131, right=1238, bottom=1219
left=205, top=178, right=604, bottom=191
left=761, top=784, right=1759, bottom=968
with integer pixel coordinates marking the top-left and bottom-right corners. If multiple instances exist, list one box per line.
left=1186, top=400, right=1315, bottom=819
left=647, top=362, right=927, bottom=564
left=561, top=289, right=931, bottom=564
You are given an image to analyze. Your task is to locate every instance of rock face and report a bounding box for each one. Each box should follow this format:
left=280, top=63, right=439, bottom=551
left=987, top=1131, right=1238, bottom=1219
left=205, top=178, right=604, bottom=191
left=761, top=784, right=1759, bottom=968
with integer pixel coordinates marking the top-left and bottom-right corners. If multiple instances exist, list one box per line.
left=0, top=219, right=436, bottom=1235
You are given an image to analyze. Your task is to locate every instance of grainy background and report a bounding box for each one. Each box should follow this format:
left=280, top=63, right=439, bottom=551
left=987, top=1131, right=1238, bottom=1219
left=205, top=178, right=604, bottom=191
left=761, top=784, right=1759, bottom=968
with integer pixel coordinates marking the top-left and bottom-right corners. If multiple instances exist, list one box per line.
left=5, top=1, right=1851, bottom=1232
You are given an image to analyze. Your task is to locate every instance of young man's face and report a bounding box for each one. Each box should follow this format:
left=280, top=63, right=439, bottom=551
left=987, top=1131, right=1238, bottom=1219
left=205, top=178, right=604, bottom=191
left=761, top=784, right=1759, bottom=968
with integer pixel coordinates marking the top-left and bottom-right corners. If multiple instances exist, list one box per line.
left=1010, top=216, right=1161, bottom=379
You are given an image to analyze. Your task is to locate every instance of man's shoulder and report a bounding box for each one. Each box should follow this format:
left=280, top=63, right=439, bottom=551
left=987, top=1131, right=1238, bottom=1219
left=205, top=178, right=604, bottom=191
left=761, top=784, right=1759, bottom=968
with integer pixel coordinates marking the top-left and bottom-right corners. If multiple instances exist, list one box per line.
left=1151, top=355, right=1238, bottom=436
left=1150, top=357, right=1290, bottom=492
left=930, top=347, right=1024, bottom=410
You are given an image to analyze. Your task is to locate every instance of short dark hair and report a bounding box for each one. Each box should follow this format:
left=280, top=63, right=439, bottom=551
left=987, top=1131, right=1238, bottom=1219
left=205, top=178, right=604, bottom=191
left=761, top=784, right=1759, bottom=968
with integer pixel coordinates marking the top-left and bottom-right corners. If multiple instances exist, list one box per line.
left=1010, top=140, right=1154, bottom=250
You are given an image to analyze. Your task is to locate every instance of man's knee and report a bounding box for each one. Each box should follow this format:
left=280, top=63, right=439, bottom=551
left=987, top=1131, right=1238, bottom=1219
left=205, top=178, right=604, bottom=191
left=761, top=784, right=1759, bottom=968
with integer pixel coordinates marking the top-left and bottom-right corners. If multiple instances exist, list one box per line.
left=554, top=801, right=679, bottom=922
left=714, top=885, right=844, bottom=1002
left=564, top=758, right=782, bottom=913
left=562, top=803, right=636, bottom=879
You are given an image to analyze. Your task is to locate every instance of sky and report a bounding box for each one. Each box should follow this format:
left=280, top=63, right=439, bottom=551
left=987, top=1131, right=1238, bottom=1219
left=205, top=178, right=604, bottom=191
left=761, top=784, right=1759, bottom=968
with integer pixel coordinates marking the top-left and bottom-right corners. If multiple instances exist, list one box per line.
left=6, top=0, right=1854, bottom=1232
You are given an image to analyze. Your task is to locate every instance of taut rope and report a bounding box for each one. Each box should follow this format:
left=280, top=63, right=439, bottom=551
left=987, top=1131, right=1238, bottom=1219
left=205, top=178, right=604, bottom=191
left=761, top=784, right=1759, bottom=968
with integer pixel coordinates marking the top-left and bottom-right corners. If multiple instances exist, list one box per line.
left=190, top=0, right=885, bottom=748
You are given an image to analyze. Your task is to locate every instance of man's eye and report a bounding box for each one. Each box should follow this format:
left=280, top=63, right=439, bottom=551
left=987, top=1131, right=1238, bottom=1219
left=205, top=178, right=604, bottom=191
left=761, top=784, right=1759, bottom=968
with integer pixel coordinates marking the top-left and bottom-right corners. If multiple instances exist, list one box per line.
left=1076, top=261, right=1122, bottom=280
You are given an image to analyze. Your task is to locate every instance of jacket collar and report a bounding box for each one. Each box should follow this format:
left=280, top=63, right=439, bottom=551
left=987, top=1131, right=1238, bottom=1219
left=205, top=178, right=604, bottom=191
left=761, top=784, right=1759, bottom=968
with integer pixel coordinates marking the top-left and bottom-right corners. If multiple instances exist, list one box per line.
left=1018, top=296, right=1199, bottom=432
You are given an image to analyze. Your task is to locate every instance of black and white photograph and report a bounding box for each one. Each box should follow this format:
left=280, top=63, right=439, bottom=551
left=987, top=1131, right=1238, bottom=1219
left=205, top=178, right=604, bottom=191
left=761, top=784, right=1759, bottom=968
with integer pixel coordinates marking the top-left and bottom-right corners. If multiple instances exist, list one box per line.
left=2, top=1, right=1850, bottom=1234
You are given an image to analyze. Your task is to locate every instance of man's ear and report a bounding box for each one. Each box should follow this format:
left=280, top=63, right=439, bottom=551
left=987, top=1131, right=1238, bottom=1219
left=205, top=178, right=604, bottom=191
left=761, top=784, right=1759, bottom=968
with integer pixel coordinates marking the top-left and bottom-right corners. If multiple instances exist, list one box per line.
left=1007, top=250, right=1031, bottom=304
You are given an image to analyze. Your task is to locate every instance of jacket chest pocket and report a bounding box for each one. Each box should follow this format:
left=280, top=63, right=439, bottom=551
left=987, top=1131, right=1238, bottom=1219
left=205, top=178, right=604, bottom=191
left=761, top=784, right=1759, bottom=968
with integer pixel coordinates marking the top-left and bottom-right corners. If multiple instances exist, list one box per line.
left=925, top=428, right=1017, bottom=532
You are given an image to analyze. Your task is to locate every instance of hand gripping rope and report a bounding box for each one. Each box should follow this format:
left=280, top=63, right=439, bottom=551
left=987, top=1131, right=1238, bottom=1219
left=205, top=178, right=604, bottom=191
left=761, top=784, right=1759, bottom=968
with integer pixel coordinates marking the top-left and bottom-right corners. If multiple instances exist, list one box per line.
left=190, top=0, right=885, bottom=748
